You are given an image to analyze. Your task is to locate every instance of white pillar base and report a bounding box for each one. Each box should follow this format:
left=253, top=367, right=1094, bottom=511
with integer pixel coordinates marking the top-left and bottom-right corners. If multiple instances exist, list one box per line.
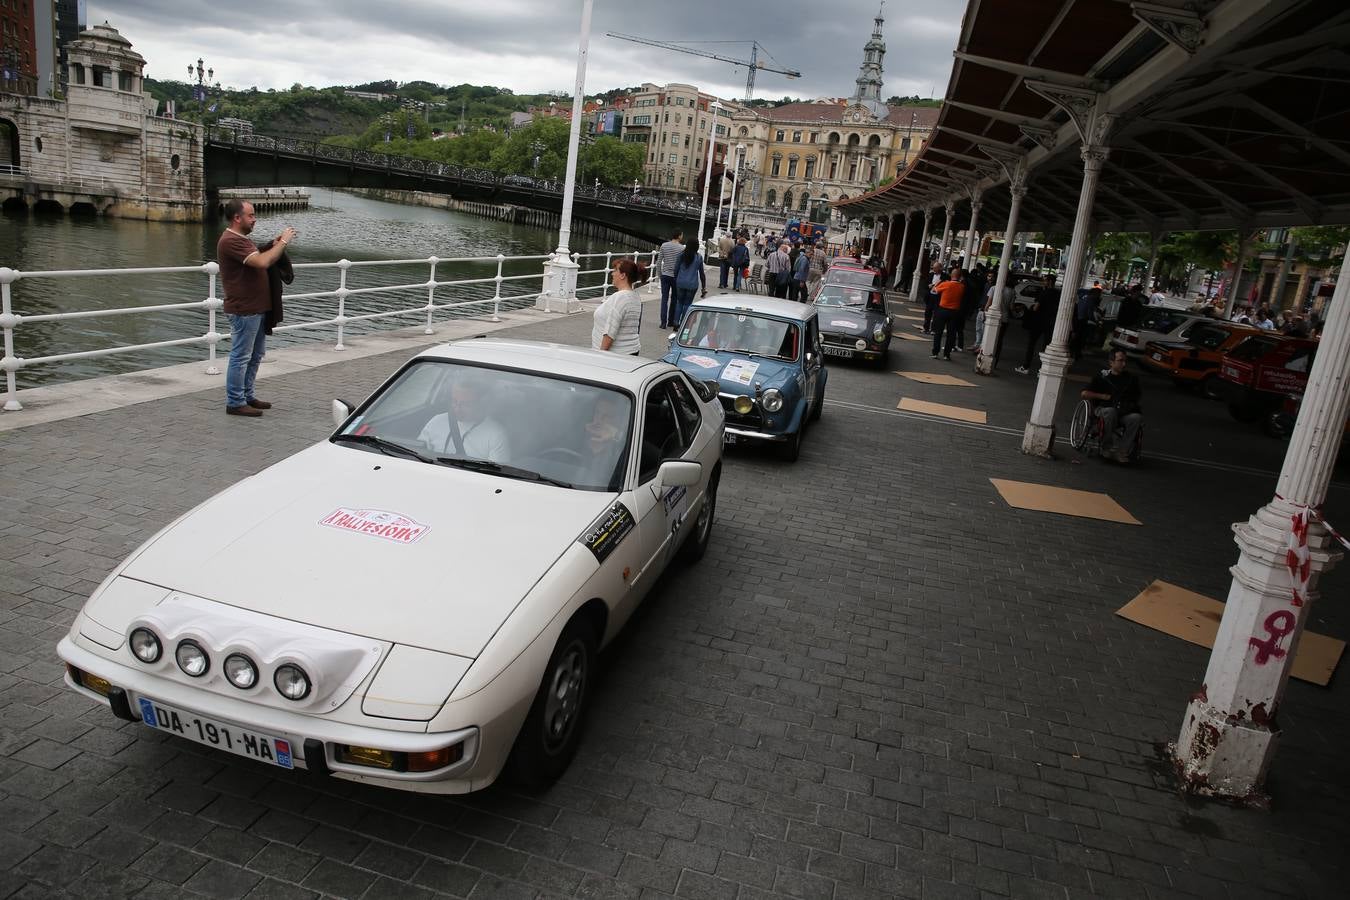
left=1021, top=347, right=1070, bottom=456
left=1173, top=702, right=1278, bottom=802
left=1169, top=497, right=1341, bottom=801
left=536, top=253, right=581, bottom=314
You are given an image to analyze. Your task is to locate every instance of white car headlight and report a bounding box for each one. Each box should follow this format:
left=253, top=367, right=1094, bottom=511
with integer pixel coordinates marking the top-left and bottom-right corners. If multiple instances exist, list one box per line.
left=223, top=653, right=258, bottom=690
left=761, top=388, right=784, bottom=413
left=872, top=325, right=888, bottom=342
left=175, top=640, right=210, bottom=677
left=274, top=663, right=311, bottom=701
left=129, top=627, right=161, bottom=664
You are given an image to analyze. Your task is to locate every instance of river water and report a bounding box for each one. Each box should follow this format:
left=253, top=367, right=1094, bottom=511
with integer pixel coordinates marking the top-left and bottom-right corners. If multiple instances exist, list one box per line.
left=0, top=190, right=622, bottom=388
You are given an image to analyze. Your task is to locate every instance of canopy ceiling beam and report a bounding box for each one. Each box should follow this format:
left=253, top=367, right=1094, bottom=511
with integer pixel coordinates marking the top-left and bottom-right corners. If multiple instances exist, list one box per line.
left=935, top=125, right=1024, bottom=152
left=1178, top=126, right=1321, bottom=220
left=951, top=51, right=1105, bottom=91
left=1104, top=161, right=1199, bottom=222
left=1122, top=138, right=1252, bottom=221
left=943, top=100, right=1056, bottom=130
left=1237, top=95, right=1350, bottom=169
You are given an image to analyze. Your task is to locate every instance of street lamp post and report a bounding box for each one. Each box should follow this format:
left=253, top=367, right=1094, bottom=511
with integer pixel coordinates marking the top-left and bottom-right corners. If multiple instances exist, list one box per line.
left=696, top=101, right=723, bottom=249
left=727, top=143, right=745, bottom=234
left=187, top=58, right=217, bottom=117
left=536, top=0, right=593, bottom=314
left=531, top=139, right=545, bottom=179
left=901, top=111, right=917, bottom=170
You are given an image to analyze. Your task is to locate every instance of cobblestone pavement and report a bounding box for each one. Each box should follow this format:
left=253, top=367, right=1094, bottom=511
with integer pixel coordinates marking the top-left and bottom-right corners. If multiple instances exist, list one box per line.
left=1, top=286, right=1347, bottom=900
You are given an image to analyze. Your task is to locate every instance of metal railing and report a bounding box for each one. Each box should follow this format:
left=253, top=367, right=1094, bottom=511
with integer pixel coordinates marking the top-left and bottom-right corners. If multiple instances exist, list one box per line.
left=0, top=248, right=658, bottom=411
left=207, top=128, right=713, bottom=218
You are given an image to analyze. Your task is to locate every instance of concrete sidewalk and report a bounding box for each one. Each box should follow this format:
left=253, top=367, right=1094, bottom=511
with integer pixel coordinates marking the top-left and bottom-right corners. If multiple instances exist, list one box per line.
left=0, top=287, right=1345, bottom=900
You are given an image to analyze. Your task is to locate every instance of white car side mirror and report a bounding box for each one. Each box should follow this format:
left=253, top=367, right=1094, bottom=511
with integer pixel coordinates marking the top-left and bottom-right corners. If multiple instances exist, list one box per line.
left=655, top=460, right=702, bottom=490
left=331, top=398, right=354, bottom=428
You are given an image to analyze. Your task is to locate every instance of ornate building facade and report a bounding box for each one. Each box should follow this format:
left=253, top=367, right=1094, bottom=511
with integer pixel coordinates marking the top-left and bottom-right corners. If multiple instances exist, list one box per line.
left=726, top=10, right=937, bottom=220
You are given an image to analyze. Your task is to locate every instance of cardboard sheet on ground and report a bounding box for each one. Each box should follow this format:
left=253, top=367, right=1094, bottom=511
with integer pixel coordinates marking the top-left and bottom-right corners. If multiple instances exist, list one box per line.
left=990, top=478, right=1140, bottom=525
left=898, top=397, right=987, bottom=423
left=895, top=371, right=976, bottom=387
left=1116, top=580, right=1344, bottom=686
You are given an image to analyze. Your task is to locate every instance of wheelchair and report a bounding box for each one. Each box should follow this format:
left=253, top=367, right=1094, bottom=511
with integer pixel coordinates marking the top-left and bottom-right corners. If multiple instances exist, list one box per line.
left=1068, top=398, right=1143, bottom=462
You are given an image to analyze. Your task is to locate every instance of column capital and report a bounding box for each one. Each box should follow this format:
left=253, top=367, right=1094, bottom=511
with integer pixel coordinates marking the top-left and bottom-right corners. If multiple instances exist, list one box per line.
left=1009, top=180, right=1028, bottom=201
left=1080, top=142, right=1111, bottom=169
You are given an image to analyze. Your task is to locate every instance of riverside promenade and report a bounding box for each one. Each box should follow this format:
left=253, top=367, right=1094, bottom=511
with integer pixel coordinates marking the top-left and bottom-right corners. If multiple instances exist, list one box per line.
left=1, top=285, right=1347, bottom=900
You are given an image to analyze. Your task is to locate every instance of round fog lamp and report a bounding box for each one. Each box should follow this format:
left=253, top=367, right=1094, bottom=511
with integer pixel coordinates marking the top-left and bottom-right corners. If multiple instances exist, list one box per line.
left=274, top=664, right=311, bottom=701
left=761, top=388, right=784, bottom=413
left=129, top=627, right=161, bottom=664
left=175, top=640, right=210, bottom=677
left=732, top=395, right=754, bottom=415
left=854, top=338, right=868, bottom=351
left=223, top=653, right=258, bottom=690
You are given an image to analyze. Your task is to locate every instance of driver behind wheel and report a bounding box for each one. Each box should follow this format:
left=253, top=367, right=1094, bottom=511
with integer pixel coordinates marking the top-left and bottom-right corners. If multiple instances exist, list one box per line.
left=418, top=374, right=512, bottom=462
left=1081, top=348, right=1143, bottom=463
left=578, top=391, right=628, bottom=487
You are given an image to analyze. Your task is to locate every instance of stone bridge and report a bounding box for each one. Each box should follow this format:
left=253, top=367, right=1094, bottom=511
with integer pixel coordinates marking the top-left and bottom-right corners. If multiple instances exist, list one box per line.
left=205, top=129, right=717, bottom=244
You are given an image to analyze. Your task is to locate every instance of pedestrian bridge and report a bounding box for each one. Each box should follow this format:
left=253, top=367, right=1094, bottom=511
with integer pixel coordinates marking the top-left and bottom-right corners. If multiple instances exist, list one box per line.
left=204, top=129, right=714, bottom=244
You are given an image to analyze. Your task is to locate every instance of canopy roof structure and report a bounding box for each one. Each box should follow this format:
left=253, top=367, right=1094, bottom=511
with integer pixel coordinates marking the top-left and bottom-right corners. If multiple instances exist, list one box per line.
left=835, top=0, right=1350, bottom=233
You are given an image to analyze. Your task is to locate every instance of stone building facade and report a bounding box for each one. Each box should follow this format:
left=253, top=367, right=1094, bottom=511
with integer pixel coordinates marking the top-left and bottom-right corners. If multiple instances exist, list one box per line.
left=727, top=11, right=936, bottom=221
left=621, top=82, right=733, bottom=196
left=0, top=23, right=204, bottom=221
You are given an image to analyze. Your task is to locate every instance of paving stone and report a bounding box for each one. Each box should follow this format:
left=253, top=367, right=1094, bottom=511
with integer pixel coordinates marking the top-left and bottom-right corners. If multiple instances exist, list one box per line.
left=2, top=303, right=1347, bottom=900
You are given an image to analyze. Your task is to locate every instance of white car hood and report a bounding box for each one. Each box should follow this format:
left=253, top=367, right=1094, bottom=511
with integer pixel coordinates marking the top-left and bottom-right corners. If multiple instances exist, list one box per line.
left=120, top=442, right=612, bottom=658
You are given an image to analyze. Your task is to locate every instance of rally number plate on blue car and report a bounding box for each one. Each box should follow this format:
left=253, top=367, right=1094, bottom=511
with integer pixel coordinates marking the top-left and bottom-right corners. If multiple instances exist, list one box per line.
left=137, top=697, right=294, bottom=768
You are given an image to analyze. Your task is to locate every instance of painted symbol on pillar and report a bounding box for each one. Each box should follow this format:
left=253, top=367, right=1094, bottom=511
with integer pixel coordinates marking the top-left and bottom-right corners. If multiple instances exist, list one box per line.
left=1248, top=610, right=1297, bottom=665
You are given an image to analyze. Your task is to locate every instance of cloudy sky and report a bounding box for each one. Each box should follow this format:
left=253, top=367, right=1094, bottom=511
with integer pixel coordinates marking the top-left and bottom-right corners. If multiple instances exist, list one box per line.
left=91, top=0, right=962, bottom=102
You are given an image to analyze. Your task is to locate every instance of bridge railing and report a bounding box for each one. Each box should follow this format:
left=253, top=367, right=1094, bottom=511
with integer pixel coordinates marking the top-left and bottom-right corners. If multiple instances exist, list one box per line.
left=0, top=247, right=658, bottom=411
left=207, top=128, right=712, bottom=217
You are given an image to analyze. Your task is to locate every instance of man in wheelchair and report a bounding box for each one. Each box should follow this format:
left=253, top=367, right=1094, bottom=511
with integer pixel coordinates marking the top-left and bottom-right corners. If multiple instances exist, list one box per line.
left=1079, top=348, right=1143, bottom=463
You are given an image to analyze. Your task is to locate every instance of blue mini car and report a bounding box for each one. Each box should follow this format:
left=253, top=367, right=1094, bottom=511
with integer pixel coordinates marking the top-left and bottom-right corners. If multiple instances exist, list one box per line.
left=663, top=295, right=827, bottom=461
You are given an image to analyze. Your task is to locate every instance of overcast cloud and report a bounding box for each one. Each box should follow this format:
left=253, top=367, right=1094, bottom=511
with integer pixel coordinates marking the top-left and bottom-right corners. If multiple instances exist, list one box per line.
left=91, top=0, right=961, bottom=103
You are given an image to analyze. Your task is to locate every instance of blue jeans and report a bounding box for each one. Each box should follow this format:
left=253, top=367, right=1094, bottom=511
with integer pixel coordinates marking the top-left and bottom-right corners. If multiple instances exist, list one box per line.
left=659, top=274, right=677, bottom=325
left=732, top=267, right=743, bottom=291
left=673, top=287, right=697, bottom=327
left=226, top=313, right=267, bottom=408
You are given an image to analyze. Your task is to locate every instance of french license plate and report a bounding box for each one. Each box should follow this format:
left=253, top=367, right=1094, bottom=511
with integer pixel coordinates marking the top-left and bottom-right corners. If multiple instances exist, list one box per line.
left=1152, top=352, right=1164, bottom=362
left=723, top=433, right=738, bottom=445
left=821, top=346, right=852, bottom=358
left=1224, top=366, right=1238, bottom=379
left=137, top=697, right=294, bottom=768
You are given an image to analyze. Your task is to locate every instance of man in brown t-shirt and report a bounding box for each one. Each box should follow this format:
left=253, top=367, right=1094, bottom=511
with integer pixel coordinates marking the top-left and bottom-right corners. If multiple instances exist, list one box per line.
left=218, top=199, right=296, bottom=417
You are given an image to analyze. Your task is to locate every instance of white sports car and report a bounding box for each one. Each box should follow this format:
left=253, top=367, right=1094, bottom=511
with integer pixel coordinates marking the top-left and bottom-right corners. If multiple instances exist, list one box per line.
left=57, top=339, right=724, bottom=793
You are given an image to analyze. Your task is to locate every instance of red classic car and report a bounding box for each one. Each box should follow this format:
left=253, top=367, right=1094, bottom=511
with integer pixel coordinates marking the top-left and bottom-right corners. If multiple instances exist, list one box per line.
left=1215, top=333, right=1319, bottom=422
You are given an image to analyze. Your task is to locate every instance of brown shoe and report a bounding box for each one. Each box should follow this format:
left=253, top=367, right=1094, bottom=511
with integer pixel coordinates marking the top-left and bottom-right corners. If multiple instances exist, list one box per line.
left=226, top=405, right=262, bottom=417
left=247, top=398, right=272, bottom=410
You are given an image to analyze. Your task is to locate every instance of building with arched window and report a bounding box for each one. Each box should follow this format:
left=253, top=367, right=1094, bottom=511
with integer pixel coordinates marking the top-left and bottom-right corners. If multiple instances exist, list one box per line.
left=725, top=10, right=937, bottom=222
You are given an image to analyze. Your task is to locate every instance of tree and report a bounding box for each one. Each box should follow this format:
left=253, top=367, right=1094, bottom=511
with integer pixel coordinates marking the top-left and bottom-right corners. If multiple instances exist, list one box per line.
left=445, top=129, right=505, bottom=168
left=490, top=117, right=572, bottom=177
left=580, top=136, right=644, bottom=187
left=1290, top=225, right=1350, bottom=266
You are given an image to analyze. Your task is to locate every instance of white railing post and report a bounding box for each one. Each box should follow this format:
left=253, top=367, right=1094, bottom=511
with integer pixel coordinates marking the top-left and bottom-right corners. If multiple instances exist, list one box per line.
left=335, top=259, right=350, bottom=351
left=601, top=251, right=613, bottom=298
left=492, top=255, right=504, bottom=322
left=424, top=256, right=439, bottom=335
left=204, top=262, right=221, bottom=375
left=0, top=267, right=23, bottom=411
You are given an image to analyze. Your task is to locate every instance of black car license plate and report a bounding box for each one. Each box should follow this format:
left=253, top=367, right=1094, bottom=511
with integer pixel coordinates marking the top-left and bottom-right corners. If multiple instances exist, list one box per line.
left=821, top=346, right=853, bottom=357
left=137, top=697, right=294, bottom=768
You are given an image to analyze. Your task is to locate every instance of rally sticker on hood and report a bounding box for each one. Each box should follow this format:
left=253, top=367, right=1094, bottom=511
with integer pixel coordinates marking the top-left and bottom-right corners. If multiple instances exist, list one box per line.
left=830, top=319, right=859, bottom=329
left=685, top=355, right=719, bottom=369
left=320, top=508, right=429, bottom=544
left=722, top=359, right=760, bottom=385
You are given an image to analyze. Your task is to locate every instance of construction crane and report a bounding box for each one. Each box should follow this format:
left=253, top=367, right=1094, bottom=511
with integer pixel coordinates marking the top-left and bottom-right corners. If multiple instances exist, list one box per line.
left=605, top=33, right=801, bottom=102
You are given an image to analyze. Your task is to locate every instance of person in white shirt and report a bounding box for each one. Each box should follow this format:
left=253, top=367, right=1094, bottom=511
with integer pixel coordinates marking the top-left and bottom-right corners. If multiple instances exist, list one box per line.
left=418, top=378, right=511, bottom=462
left=593, top=258, right=648, bottom=354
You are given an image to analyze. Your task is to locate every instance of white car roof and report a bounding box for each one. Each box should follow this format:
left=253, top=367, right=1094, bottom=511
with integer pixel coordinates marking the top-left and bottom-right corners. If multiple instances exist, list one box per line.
left=416, top=338, right=670, bottom=388
left=691, top=294, right=818, bottom=322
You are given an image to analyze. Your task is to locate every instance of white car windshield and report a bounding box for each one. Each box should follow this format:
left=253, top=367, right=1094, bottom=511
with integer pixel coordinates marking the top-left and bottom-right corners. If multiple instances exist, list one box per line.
left=335, top=361, right=634, bottom=492
left=678, top=309, right=800, bottom=361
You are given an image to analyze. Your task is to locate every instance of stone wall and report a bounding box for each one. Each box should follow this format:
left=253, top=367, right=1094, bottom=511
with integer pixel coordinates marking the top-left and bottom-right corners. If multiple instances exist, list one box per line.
left=0, top=92, right=204, bottom=221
